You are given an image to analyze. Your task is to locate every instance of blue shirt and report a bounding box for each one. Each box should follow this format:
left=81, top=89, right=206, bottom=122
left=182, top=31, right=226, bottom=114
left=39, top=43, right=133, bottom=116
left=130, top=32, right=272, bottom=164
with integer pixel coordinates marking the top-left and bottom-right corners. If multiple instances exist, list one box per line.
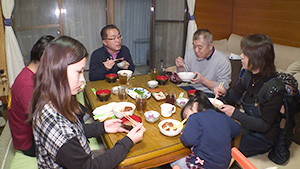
left=180, top=109, right=241, bottom=169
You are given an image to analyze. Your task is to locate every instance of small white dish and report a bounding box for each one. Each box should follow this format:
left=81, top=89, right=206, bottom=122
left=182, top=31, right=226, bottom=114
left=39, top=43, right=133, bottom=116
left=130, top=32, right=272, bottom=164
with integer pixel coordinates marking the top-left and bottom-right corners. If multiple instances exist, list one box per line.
left=208, top=98, right=224, bottom=108
left=158, top=119, right=183, bottom=137
left=144, top=110, right=160, bottom=123
left=112, top=102, right=136, bottom=118
left=148, top=80, right=158, bottom=89
left=176, top=98, right=189, bottom=108
left=112, top=86, right=119, bottom=95
left=117, top=61, right=126, bottom=68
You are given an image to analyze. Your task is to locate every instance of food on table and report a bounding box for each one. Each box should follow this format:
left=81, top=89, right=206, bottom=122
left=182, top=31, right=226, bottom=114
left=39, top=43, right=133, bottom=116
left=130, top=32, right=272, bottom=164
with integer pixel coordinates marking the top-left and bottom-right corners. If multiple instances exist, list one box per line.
left=162, top=122, right=176, bottom=131
left=121, top=106, right=133, bottom=112
left=153, top=91, right=166, bottom=100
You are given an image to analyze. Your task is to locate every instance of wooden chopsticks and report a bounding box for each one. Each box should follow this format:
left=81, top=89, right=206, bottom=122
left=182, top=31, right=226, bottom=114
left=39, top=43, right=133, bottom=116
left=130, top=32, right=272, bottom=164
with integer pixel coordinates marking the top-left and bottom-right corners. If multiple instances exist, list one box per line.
left=114, top=58, right=123, bottom=62
left=173, top=118, right=187, bottom=130
left=120, top=111, right=146, bottom=132
left=213, top=82, right=224, bottom=105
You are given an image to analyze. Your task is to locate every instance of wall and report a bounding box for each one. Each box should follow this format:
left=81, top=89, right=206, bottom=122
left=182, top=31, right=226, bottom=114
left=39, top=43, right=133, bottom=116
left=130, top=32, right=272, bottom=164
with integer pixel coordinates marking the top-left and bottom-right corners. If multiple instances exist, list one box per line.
left=195, top=0, right=300, bottom=48
left=195, top=0, right=234, bottom=40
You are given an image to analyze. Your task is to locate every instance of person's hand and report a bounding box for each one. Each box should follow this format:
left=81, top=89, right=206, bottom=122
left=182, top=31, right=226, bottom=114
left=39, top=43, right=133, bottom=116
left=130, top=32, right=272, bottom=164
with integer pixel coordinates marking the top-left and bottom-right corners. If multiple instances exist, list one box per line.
left=103, top=58, right=115, bottom=70
left=127, top=123, right=144, bottom=144
left=175, top=57, right=184, bottom=67
left=123, top=60, right=130, bottom=69
left=214, top=84, right=226, bottom=98
left=104, top=119, right=129, bottom=133
left=190, top=72, right=204, bottom=84
left=219, top=104, right=235, bottom=117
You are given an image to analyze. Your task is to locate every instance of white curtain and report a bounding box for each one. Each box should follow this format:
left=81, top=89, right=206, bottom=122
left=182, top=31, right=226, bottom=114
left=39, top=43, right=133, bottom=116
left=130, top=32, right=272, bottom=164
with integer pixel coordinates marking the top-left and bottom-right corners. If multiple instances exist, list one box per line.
left=1, top=0, right=25, bottom=87
left=185, top=0, right=197, bottom=51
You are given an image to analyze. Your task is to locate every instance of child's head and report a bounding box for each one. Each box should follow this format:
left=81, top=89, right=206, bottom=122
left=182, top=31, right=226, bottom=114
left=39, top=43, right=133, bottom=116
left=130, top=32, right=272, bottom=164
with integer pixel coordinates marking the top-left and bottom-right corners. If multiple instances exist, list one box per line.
left=181, top=90, right=215, bottom=120
left=31, top=36, right=88, bottom=122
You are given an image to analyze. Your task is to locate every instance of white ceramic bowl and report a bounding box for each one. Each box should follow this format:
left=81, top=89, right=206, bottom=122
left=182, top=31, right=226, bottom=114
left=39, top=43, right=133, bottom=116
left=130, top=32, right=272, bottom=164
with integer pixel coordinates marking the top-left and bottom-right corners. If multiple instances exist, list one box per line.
left=208, top=98, right=224, bottom=108
left=112, top=102, right=136, bottom=118
left=117, top=70, right=133, bottom=81
left=144, top=110, right=160, bottom=123
left=147, top=80, right=158, bottom=89
left=117, top=61, right=126, bottom=69
left=158, top=119, right=183, bottom=137
left=176, top=98, right=189, bottom=108
left=177, top=72, right=196, bottom=82
left=112, top=86, right=119, bottom=95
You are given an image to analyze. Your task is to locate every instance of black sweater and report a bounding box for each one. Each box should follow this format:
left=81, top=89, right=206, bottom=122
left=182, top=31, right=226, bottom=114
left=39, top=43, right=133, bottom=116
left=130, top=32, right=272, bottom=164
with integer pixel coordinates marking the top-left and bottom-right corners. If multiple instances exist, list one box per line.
left=89, top=45, right=135, bottom=81
left=224, top=71, right=283, bottom=140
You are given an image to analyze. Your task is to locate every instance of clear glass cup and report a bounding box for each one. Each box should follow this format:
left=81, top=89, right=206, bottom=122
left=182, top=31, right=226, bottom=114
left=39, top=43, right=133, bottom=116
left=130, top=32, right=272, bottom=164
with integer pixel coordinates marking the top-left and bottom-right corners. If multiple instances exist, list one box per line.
left=118, top=85, right=128, bottom=101
left=150, top=68, right=159, bottom=80
left=166, top=91, right=176, bottom=105
left=136, top=95, right=147, bottom=114
left=119, top=73, right=127, bottom=85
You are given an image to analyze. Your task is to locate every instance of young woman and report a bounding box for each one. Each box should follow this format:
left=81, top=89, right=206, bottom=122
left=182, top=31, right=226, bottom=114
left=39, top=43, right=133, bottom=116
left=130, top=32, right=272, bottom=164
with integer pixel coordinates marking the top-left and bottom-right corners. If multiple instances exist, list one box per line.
left=28, top=36, right=144, bottom=169
left=214, top=34, right=284, bottom=157
left=170, top=90, right=241, bottom=169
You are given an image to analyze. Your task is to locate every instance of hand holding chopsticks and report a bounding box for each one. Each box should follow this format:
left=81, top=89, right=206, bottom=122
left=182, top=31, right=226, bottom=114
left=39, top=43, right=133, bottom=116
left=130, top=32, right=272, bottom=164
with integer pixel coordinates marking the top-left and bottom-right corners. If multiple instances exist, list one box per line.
left=213, top=82, right=224, bottom=104
left=120, top=111, right=146, bottom=132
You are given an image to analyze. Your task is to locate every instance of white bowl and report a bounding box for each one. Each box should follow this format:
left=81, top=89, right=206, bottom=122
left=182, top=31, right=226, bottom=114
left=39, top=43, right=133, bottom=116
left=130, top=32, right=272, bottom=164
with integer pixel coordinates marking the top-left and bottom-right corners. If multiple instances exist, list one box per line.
left=147, top=80, right=158, bottom=89
left=144, top=110, right=160, bottom=123
left=208, top=98, right=224, bottom=108
left=117, top=70, right=133, bottom=81
left=117, top=61, right=126, bottom=69
left=112, top=86, right=119, bottom=95
left=176, top=98, right=189, bottom=108
left=177, top=72, right=196, bottom=82
left=112, top=102, right=136, bottom=118
left=158, top=119, right=183, bottom=137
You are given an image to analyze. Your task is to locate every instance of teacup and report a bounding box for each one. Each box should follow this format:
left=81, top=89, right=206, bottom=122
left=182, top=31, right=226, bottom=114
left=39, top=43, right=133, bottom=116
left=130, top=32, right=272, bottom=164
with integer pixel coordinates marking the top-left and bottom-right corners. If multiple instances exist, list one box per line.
left=148, top=80, right=158, bottom=89
left=160, top=103, right=176, bottom=117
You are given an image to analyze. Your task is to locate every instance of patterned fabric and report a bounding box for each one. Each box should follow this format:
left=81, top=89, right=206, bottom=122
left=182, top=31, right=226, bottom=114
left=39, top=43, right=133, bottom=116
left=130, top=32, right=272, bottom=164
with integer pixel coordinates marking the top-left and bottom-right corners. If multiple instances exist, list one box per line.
left=33, top=103, right=92, bottom=168
left=277, top=72, right=299, bottom=94
left=186, top=151, right=205, bottom=169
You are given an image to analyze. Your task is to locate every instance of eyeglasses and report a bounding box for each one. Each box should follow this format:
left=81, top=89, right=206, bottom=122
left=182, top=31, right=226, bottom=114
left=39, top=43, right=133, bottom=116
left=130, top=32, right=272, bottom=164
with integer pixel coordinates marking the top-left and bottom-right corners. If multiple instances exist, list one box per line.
left=105, top=35, right=123, bottom=41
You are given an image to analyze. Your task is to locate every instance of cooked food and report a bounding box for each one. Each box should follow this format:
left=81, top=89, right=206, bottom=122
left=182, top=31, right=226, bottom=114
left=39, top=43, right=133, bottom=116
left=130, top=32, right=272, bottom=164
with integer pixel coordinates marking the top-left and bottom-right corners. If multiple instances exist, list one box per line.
left=153, top=91, right=166, bottom=100
left=122, top=106, right=133, bottom=112
left=162, top=122, right=176, bottom=131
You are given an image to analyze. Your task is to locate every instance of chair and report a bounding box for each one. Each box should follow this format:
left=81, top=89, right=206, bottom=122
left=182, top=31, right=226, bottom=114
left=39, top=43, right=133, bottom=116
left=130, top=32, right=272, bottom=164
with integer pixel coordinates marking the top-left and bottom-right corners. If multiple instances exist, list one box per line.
left=231, top=147, right=257, bottom=169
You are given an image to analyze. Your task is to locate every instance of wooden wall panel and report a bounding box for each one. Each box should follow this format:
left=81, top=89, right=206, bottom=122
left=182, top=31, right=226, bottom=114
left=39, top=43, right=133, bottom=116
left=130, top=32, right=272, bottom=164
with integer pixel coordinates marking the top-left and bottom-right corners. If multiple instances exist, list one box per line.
left=232, top=0, right=300, bottom=47
left=195, top=0, right=234, bottom=40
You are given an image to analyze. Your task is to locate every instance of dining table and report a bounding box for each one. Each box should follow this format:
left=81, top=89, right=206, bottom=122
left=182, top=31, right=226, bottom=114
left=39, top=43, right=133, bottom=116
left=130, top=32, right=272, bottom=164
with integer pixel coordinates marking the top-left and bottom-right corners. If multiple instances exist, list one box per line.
left=84, top=74, right=191, bottom=169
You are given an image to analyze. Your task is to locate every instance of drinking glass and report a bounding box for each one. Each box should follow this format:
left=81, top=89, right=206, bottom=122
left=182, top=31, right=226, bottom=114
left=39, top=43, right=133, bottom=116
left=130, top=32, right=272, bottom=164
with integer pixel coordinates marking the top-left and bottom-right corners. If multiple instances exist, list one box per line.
left=118, top=85, right=128, bottom=101
left=166, top=91, right=176, bottom=105
left=150, top=68, right=159, bottom=80
left=136, top=95, right=147, bottom=114
left=119, top=73, right=127, bottom=85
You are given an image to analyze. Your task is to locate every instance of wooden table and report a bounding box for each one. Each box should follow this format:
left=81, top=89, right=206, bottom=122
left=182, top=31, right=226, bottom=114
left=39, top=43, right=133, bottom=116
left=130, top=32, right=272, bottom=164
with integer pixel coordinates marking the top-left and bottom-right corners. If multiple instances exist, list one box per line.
left=84, top=74, right=191, bottom=169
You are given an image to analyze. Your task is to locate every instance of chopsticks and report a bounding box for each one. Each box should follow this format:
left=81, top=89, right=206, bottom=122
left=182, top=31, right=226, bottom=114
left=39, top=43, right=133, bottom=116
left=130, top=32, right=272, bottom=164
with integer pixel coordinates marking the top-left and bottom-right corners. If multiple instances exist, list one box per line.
left=114, top=58, right=123, bottom=62
left=183, top=65, right=188, bottom=72
left=120, top=111, right=146, bottom=132
left=173, top=118, right=187, bottom=130
left=213, top=82, right=224, bottom=105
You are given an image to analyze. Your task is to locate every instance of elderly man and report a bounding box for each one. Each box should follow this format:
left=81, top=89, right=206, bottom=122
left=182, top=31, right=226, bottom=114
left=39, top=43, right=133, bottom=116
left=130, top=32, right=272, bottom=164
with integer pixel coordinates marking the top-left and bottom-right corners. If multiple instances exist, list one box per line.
left=176, top=29, right=231, bottom=97
left=89, top=24, right=135, bottom=81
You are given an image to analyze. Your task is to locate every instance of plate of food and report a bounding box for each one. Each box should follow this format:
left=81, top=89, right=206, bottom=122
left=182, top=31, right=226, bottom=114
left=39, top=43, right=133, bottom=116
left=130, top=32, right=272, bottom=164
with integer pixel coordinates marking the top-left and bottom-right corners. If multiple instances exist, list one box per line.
left=158, top=119, right=183, bottom=136
left=127, top=87, right=151, bottom=99
left=148, top=88, right=166, bottom=101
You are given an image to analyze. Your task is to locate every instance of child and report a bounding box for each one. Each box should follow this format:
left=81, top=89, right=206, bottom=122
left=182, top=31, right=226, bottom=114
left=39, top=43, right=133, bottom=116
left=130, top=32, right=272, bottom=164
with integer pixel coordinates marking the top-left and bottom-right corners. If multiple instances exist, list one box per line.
left=170, top=90, right=241, bottom=169
left=28, top=36, right=144, bottom=169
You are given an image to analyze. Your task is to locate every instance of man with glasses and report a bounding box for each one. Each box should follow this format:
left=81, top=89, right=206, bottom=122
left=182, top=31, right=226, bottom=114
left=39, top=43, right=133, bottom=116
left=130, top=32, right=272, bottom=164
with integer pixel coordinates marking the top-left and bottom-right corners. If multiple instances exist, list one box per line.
left=176, top=29, right=231, bottom=97
left=89, top=24, right=135, bottom=81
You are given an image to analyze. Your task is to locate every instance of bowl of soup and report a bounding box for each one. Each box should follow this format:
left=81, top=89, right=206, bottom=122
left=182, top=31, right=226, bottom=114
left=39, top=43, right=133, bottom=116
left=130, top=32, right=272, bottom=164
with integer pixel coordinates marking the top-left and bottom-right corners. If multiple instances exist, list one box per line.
left=112, top=102, right=136, bottom=118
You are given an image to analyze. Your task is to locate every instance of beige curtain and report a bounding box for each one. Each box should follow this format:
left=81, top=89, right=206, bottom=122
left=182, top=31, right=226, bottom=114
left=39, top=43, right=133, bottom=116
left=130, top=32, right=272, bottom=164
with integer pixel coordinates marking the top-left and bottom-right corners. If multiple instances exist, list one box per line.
left=1, top=0, right=24, bottom=87
left=185, top=0, right=197, bottom=51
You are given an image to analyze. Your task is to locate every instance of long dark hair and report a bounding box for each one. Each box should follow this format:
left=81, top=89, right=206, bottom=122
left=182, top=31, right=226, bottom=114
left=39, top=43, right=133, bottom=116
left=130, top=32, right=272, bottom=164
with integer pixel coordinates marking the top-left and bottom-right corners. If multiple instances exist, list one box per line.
left=28, top=36, right=88, bottom=123
left=241, top=34, right=276, bottom=77
left=180, top=90, right=218, bottom=120
left=30, top=35, right=55, bottom=63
